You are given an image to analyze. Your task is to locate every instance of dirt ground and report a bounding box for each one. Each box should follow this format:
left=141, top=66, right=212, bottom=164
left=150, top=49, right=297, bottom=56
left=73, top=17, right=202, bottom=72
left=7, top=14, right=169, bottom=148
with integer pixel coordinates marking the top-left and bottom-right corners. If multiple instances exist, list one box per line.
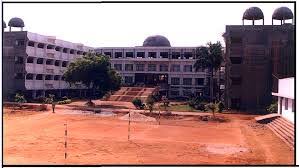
left=3, top=104, right=294, bottom=165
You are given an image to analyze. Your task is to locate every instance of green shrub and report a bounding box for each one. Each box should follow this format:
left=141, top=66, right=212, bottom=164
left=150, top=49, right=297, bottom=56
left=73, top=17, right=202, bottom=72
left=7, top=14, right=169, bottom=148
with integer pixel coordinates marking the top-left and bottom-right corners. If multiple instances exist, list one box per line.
left=267, top=103, right=278, bottom=113
left=146, top=95, right=155, bottom=113
left=14, top=93, right=27, bottom=109
left=188, top=96, right=208, bottom=111
left=205, top=102, right=217, bottom=118
left=132, top=98, right=145, bottom=109
left=217, top=101, right=225, bottom=112
left=57, top=99, right=72, bottom=104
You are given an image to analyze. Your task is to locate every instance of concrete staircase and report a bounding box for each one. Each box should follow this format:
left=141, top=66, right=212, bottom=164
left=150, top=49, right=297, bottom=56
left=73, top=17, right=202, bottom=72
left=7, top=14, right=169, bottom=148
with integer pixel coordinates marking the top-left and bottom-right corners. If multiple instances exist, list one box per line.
left=256, top=115, right=294, bottom=150
left=107, top=87, right=157, bottom=102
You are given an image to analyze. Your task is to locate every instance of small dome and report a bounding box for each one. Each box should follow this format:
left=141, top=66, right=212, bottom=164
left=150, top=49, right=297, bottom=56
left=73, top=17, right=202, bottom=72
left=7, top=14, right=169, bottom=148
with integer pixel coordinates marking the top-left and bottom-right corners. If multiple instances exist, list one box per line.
left=272, top=7, right=293, bottom=20
left=8, top=17, right=25, bottom=27
left=243, top=7, right=264, bottom=20
left=143, top=35, right=171, bottom=47
left=3, top=21, right=6, bottom=28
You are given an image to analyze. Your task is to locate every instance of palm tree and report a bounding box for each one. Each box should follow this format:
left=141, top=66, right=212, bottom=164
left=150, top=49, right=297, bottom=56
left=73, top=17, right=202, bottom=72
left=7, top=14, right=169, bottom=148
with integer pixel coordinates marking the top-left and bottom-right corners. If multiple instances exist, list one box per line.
left=194, top=41, right=223, bottom=102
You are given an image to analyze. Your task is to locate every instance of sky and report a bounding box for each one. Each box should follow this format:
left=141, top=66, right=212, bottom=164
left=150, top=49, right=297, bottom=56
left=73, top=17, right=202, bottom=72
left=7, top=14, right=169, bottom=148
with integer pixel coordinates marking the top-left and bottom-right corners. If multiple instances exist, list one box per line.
left=3, top=3, right=295, bottom=48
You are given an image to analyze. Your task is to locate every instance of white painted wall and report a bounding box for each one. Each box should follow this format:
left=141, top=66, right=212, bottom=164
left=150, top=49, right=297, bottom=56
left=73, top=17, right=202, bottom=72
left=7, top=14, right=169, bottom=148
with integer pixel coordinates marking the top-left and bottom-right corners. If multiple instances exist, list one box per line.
left=278, top=78, right=294, bottom=99
left=278, top=97, right=294, bottom=123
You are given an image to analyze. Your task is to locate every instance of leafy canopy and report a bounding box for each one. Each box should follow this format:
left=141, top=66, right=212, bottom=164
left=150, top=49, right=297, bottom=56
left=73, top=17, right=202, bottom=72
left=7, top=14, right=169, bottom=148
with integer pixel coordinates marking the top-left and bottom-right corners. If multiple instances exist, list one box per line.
left=63, top=52, right=121, bottom=96
left=194, top=41, right=223, bottom=72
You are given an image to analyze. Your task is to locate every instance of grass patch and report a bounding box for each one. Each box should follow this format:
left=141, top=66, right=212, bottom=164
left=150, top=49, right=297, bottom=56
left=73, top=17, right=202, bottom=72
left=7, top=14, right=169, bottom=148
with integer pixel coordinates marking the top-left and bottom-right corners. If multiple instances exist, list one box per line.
left=155, top=104, right=203, bottom=112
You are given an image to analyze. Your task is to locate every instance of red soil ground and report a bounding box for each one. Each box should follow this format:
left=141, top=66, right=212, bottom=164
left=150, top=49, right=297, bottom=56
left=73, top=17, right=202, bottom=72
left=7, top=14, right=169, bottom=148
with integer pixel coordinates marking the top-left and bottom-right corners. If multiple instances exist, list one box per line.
left=3, top=104, right=294, bottom=165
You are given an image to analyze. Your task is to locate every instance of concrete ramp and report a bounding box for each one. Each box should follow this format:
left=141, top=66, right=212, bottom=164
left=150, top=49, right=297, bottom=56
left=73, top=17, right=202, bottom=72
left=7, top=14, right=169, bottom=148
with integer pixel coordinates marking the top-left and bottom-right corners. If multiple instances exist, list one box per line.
left=107, top=87, right=158, bottom=102
left=255, top=113, right=281, bottom=123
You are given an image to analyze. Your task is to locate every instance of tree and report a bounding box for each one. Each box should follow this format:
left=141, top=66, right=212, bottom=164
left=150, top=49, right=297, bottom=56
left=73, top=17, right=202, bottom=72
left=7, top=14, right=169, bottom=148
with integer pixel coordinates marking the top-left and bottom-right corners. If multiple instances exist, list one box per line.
left=146, top=95, right=155, bottom=113
left=205, top=102, right=217, bottom=118
left=63, top=52, right=121, bottom=104
left=14, top=93, right=27, bottom=109
left=132, top=98, right=145, bottom=109
left=194, top=41, right=223, bottom=102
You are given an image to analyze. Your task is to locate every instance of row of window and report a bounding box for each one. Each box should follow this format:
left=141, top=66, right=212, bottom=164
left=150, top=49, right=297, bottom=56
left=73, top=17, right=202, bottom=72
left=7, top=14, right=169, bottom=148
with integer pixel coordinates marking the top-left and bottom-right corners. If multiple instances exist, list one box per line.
left=26, top=40, right=88, bottom=55
left=19, top=73, right=66, bottom=81
left=283, top=98, right=295, bottom=112
left=123, top=76, right=204, bottom=86
left=100, top=51, right=194, bottom=59
left=114, top=64, right=202, bottom=72
left=15, top=56, right=69, bottom=67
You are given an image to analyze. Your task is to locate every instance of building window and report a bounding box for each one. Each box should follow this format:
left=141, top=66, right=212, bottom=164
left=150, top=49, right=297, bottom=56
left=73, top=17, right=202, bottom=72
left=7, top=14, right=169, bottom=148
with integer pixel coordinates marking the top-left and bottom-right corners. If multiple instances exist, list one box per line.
left=104, top=52, right=111, bottom=57
left=70, top=49, right=75, bottom=54
left=230, top=57, right=243, bottom=64
left=195, top=78, right=204, bottom=85
left=148, top=52, right=157, bottom=58
left=46, top=59, right=54, bottom=65
left=126, top=52, right=134, bottom=58
left=37, top=58, right=43, bottom=64
left=45, top=75, right=52, bottom=80
left=115, top=52, right=123, bottom=58
left=160, top=64, right=168, bottom=72
left=171, top=78, right=180, bottom=85
left=25, top=73, right=34, bottom=80
left=231, top=77, right=242, bottom=85
left=124, top=76, right=133, bottom=84
left=15, top=56, right=24, bottom=64
left=292, top=100, right=295, bottom=112
left=171, top=64, right=180, bottom=72
left=285, top=98, right=288, bottom=110
left=183, top=78, right=192, bottom=85
left=184, top=65, right=193, bottom=72
left=172, top=52, right=180, bottom=59
left=231, top=37, right=242, bottom=44
left=37, top=43, right=45, bottom=49
left=148, top=64, right=157, bottom=71
left=160, top=52, right=168, bottom=58
left=55, top=46, right=61, bottom=52
left=184, top=52, right=193, bottom=59
left=62, top=61, right=68, bottom=67
left=55, top=60, right=60, bottom=66
left=183, top=90, right=192, bottom=97
left=15, top=39, right=25, bottom=46
left=14, top=73, right=24, bottom=79
left=137, top=52, right=145, bottom=58
left=170, top=90, right=180, bottom=96
left=27, top=57, right=34, bottom=63
left=63, top=48, right=68, bottom=53
left=54, top=75, right=60, bottom=81
left=136, top=64, right=144, bottom=71
left=36, top=74, right=43, bottom=80
left=28, top=41, right=35, bottom=47
left=114, top=64, right=122, bottom=71
left=125, top=64, right=133, bottom=71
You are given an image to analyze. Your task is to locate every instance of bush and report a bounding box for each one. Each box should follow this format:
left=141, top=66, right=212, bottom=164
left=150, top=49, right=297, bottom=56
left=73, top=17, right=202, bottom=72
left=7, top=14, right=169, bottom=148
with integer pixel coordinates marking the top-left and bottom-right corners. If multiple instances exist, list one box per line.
left=57, top=99, right=72, bottom=105
left=217, top=101, right=225, bottom=113
left=146, top=95, right=155, bottom=113
left=267, top=103, right=278, bottom=113
left=188, top=96, right=208, bottom=111
left=14, top=93, right=27, bottom=109
left=132, top=98, right=145, bottom=109
left=205, top=103, right=217, bottom=118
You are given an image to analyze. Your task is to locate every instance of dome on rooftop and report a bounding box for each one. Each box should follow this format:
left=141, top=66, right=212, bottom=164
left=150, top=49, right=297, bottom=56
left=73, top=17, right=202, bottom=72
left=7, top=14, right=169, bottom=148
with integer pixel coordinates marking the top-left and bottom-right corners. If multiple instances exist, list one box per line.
left=143, top=35, right=171, bottom=47
left=8, top=17, right=24, bottom=27
left=243, top=7, right=264, bottom=20
left=272, top=7, right=293, bottom=20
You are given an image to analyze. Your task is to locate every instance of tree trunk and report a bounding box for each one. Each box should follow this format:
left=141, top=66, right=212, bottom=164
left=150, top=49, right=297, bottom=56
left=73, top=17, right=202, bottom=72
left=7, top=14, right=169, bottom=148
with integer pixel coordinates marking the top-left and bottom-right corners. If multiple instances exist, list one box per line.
left=88, top=85, right=92, bottom=103
left=210, top=68, right=214, bottom=102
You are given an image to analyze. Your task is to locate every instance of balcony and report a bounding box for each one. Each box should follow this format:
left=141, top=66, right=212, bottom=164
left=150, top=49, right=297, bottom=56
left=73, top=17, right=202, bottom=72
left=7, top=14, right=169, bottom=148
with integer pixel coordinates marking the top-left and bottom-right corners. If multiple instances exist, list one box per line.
left=60, top=81, right=70, bottom=89
left=54, top=51, right=61, bottom=59
left=26, top=47, right=35, bottom=56
left=25, top=80, right=44, bottom=90
left=36, top=48, right=45, bottom=57
left=61, top=53, right=69, bottom=60
left=46, top=49, right=55, bottom=55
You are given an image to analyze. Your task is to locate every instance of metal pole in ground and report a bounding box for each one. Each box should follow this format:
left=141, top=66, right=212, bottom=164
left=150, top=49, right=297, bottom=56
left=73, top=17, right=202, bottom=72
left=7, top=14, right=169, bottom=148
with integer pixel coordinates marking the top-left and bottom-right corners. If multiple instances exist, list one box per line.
left=128, top=111, right=131, bottom=141
left=64, top=122, right=68, bottom=160
left=158, top=107, right=161, bottom=125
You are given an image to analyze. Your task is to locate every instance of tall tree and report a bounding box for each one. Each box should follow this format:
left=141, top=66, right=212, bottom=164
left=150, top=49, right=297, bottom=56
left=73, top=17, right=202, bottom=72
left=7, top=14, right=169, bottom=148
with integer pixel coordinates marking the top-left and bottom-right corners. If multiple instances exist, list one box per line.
left=63, top=52, right=121, bottom=103
left=194, top=41, right=223, bottom=102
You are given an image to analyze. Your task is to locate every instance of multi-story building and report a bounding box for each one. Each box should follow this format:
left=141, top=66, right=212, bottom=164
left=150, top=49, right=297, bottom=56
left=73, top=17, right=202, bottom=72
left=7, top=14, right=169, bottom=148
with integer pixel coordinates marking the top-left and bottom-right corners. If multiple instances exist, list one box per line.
left=3, top=17, right=93, bottom=100
left=95, top=35, right=225, bottom=99
left=223, top=6, right=294, bottom=111
left=3, top=18, right=225, bottom=100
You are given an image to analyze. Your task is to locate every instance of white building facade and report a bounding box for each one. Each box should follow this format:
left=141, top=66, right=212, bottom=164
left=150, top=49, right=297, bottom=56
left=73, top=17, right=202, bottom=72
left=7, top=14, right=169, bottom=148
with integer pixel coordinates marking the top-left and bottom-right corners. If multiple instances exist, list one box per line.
left=272, top=77, right=295, bottom=123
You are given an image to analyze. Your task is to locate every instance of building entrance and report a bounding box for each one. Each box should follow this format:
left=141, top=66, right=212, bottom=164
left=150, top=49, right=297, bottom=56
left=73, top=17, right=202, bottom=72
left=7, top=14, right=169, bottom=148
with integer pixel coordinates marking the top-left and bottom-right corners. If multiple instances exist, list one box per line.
left=135, top=73, right=168, bottom=86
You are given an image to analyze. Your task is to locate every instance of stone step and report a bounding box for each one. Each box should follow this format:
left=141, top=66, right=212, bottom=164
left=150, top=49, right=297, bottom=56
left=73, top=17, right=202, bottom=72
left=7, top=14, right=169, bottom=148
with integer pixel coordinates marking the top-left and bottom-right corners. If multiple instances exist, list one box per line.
left=272, top=119, right=294, bottom=136
left=267, top=120, right=294, bottom=150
